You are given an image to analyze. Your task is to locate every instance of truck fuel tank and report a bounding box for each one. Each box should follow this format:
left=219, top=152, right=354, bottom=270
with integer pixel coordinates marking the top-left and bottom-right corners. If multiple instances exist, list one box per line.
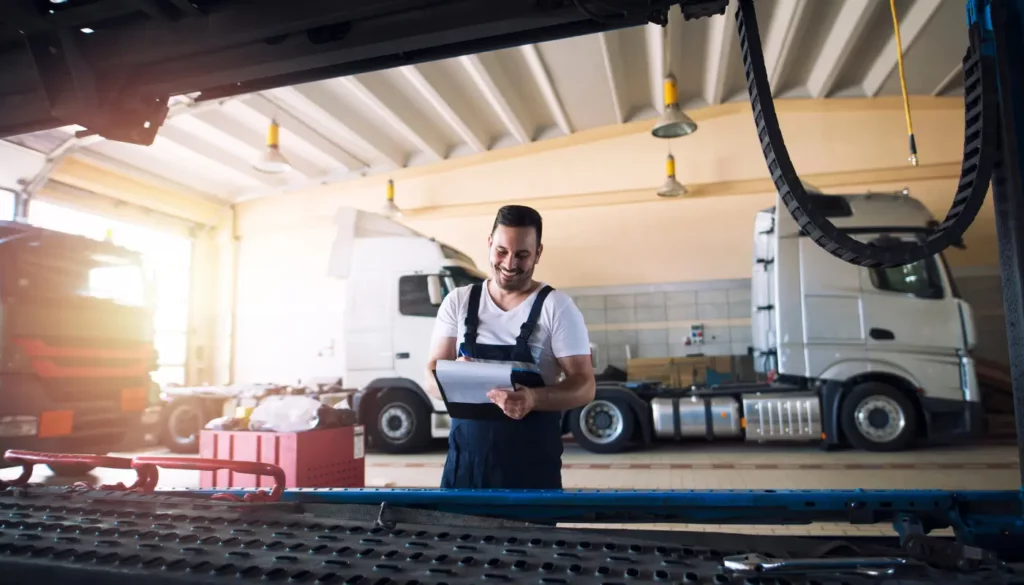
left=651, top=396, right=743, bottom=440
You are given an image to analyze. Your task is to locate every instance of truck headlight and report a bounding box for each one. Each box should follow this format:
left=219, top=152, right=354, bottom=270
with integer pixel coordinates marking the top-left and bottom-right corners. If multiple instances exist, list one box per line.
left=0, top=416, right=38, bottom=438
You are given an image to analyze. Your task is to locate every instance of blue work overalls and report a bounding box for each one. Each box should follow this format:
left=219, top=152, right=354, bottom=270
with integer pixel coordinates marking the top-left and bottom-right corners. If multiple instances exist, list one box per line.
left=440, top=283, right=564, bottom=490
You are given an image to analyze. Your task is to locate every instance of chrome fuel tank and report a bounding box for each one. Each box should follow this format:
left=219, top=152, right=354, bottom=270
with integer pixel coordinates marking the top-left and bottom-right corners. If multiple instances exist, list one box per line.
left=651, top=396, right=742, bottom=440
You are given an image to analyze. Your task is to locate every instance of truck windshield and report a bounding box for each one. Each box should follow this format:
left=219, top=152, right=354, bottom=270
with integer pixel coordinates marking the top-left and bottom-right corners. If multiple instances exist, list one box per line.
left=869, top=257, right=945, bottom=300
left=10, top=241, right=148, bottom=307
left=442, top=265, right=486, bottom=294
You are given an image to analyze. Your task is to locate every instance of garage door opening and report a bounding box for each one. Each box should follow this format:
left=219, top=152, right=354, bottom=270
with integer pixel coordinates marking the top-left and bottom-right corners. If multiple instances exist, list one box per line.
left=26, top=200, right=193, bottom=387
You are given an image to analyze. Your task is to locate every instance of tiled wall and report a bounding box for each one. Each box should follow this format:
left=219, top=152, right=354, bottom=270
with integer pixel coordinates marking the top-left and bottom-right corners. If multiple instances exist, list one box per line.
left=568, top=267, right=1009, bottom=373
left=566, top=279, right=753, bottom=372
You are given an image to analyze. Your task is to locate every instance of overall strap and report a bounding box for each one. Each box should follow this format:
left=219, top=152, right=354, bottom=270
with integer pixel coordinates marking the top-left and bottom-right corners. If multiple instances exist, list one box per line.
left=514, top=285, right=555, bottom=360
left=462, top=283, right=483, bottom=356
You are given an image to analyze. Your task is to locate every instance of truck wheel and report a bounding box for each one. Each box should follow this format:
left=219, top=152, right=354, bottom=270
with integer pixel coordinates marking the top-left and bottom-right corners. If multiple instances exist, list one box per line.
left=47, top=463, right=96, bottom=477
left=569, top=398, right=634, bottom=454
left=160, top=398, right=205, bottom=454
left=841, top=382, right=917, bottom=452
left=369, top=391, right=431, bottom=454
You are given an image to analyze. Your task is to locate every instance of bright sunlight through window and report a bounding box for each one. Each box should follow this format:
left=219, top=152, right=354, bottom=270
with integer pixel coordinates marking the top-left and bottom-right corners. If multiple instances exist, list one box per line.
left=27, top=200, right=193, bottom=387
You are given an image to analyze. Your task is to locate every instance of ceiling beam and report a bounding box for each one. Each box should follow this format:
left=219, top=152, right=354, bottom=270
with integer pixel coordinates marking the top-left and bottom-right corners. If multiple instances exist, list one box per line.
left=861, top=0, right=943, bottom=97
left=283, top=83, right=406, bottom=169
left=932, top=63, right=963, bottom=96
left=67, top=150, right=220, bottom=203
left=644, top=23, right=665, bottom=113
left=191, top=106, right=323, bottom=178
left=50, top=155, right=226, bottom=226
left=806, top=0, right=874, bottom=99
left=519, top=44, right=572, bottom=136
left=460, top=54, right=531, bottom=145
left=245, top=92, right=366, bottom=172
left=598, top=32, right=627, bottom=124
left=703, top=1, right=739, bottom=106
left=339, top=75, right=449, bottom=161
left=158, top=124, right=282, bottom=186
left=399, top=65, right=488, bottom=153
left=761, top=0, right=810, bottom=92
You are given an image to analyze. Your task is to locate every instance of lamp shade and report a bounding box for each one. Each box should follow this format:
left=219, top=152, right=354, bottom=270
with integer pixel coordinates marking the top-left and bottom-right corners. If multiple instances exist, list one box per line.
left=253, top=119, right=292, bottom=174
left=652, top=75, right=698, bottom=139
left=657, top=153, right=687, bottom=197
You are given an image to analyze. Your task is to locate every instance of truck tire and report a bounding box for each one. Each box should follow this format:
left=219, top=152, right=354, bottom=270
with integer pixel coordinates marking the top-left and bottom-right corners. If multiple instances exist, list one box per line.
left=47, top=463, right=96, bottom=477
left=841, top=382, right=918, bottom=452
left=160, top=398, right=205, bottom=454
left=569, top=398, right=635, bottom=454
left=368, top=391, right=432, bottom=454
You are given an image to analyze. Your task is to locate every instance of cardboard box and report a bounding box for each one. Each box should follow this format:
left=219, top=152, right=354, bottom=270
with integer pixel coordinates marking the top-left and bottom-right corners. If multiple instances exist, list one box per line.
left=628, top=356, right=719, bottom=387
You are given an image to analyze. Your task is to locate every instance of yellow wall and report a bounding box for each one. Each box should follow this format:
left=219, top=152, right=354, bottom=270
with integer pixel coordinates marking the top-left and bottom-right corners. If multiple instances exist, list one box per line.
left=235, top=97, right=995, bottom=291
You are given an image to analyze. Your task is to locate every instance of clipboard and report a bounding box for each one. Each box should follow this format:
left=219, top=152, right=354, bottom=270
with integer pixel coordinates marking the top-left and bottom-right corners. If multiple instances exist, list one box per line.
left=431, top=360, right=516, bottom=421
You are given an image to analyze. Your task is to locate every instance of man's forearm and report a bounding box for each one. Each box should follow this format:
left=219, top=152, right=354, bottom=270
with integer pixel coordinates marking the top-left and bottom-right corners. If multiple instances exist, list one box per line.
left=424, top=360, right=442, bottom=399
left=527, top=374, right=595, bottom=411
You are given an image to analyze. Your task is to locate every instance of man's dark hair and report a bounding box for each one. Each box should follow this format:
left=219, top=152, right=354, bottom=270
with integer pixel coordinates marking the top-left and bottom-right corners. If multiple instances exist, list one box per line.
left=492, top=205, right=543, bottom=244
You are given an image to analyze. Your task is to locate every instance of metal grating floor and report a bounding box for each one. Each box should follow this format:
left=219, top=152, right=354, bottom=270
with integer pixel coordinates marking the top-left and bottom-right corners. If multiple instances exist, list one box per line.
left=0, top=486, right=1019, bottom=584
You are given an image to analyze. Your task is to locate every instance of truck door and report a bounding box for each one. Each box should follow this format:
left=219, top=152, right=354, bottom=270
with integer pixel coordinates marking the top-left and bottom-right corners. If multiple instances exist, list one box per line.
left=391, top=273, right=445, bottom=392
left=858, top=250, right=964, bottom=397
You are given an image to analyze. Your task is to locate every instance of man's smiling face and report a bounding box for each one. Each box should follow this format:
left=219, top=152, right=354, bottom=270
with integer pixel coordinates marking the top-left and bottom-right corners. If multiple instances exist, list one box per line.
left=488, top=224, right=542, bottom=292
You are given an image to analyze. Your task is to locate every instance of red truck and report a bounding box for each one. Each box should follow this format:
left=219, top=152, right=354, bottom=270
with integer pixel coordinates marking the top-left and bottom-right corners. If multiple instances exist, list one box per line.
left=0, top=221, right=161, bottom=476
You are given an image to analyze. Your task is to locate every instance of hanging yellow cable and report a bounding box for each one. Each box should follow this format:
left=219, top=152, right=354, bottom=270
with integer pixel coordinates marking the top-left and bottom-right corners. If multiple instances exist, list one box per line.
left=890, top=0, right=918, bottom=166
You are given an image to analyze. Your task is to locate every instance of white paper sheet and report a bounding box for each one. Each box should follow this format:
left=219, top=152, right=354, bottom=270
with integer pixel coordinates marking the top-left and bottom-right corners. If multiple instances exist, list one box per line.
left=434, top=360, right=514, bottom=404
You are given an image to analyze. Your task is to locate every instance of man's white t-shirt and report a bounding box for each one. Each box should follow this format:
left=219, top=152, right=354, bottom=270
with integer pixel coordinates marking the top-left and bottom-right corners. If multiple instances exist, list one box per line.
left=431, top=280, right=592, bottom=386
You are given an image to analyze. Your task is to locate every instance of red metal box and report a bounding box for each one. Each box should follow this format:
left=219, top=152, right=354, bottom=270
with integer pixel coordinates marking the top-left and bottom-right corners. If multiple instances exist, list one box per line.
left=198, top=425, right=365, bottom=489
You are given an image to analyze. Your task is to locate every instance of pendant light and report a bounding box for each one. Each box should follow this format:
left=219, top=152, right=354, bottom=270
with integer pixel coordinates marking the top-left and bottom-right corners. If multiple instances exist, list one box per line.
left=381, top=179, right=402, bottom=218
left=652, top=74, right=698, bottom=139
left=253, top=117, right=291, bottom=174
left=657, top=153, right=686, bottom=197
left=651, top=23, right=697, bottom=139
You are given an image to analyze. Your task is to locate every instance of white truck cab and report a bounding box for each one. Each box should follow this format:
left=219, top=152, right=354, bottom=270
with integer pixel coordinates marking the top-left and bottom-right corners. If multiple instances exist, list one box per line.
left=329, top=208, right=484, bottom=452
left=748, top=189, right=980, bottom=450
left=569, top=189, right=981, bottom=454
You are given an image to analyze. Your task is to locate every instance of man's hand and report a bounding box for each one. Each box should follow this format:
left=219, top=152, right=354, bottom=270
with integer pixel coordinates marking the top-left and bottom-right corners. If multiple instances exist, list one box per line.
left=488, top=387, right=535, bottom=420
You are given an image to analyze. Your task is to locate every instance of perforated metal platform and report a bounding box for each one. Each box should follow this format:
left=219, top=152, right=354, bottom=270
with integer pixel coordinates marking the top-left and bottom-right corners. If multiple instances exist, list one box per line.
left=0, top=487, right=1020, bottom=584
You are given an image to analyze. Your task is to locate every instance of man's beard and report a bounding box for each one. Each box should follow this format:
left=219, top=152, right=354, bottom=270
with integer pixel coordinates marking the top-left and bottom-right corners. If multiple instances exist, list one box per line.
left=493, top=265, right=532, bottom=291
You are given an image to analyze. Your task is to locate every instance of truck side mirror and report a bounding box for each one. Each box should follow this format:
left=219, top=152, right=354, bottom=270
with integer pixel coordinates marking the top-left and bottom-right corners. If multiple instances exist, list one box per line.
left=427, top=274, right=443, bottom=305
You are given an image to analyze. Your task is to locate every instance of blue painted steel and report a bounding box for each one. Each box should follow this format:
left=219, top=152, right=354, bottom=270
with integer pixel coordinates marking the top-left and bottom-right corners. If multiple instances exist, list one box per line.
left=160, top=488, right=1024, bottom=535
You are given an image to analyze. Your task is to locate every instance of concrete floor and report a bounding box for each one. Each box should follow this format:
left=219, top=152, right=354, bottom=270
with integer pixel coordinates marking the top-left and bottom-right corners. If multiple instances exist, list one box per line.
left=1, top=440, right=1018, bottom=538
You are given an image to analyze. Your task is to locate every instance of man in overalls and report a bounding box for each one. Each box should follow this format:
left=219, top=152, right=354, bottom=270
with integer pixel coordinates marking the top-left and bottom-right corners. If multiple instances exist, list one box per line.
left=426, top=205, right=596, bottom=489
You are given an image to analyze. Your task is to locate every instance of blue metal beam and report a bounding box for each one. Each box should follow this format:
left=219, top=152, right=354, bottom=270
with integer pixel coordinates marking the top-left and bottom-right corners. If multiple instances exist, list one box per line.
left=159, top=488, right=1023, bottom=535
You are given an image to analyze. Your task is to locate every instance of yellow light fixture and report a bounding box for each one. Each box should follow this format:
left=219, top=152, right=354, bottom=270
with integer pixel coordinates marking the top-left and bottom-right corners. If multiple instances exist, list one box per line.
left=657, top=153, right=687, bottom=197
left=652, top=74, right=697, bottom=139
left=381, top=179, right=402, bottom=218
left=253, top=118, right=291, bottom=174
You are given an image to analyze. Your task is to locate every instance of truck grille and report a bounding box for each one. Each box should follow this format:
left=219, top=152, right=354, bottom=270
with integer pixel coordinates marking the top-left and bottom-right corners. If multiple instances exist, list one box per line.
left=11, top=337, right=154, bottom=404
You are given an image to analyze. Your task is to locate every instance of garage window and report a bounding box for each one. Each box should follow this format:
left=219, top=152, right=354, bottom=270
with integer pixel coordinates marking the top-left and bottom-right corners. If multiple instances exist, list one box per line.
left=26, top=200, right=194, bottom=387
